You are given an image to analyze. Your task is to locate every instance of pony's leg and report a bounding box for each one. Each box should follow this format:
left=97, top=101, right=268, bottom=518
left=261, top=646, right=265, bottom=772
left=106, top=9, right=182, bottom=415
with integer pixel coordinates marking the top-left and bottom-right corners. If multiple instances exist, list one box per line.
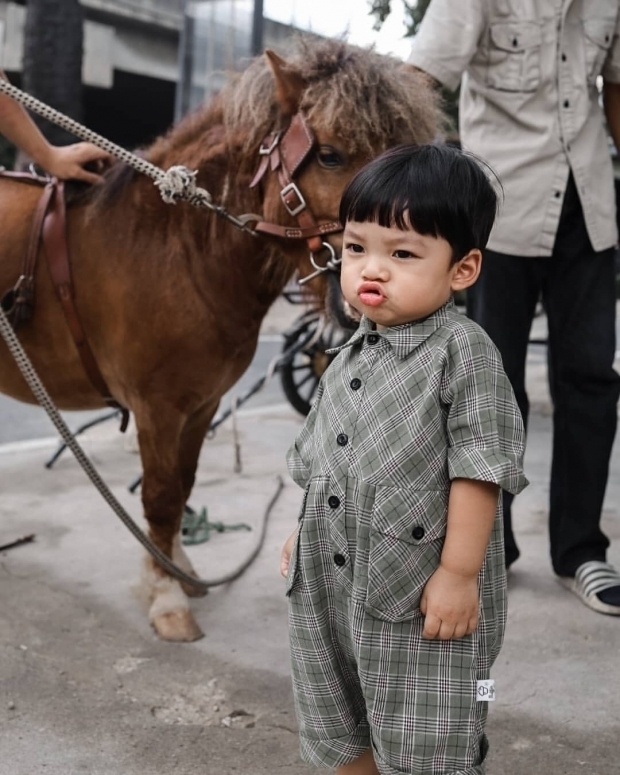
left=134, top=403, right=203, bottom=642
left=175, top=403, right=218, bottom=598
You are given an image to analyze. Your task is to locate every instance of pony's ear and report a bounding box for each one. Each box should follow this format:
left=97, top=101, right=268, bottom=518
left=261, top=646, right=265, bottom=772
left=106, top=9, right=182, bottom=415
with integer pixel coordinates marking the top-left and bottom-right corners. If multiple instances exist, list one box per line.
left=265, top=49, right=306, bottom=115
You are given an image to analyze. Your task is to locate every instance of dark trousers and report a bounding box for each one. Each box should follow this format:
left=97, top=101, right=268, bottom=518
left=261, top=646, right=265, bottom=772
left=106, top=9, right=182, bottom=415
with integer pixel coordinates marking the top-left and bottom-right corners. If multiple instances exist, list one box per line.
left=467, top=175, right=620, bottom=576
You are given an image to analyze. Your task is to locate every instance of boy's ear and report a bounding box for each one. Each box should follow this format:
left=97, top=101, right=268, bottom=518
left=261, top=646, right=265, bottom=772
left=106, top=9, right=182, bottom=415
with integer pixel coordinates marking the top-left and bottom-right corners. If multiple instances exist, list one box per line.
left=450, top=249, right=482, bottom=291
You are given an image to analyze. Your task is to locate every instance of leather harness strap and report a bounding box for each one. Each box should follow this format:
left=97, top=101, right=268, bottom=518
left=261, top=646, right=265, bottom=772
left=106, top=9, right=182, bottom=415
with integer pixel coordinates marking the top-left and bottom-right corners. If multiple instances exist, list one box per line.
left=0, top=170, right=128, bottom=430
left=41, top=181, right=129, bottom=431
left=0, top=171, right=55, bottom=327
left=250, top=112, right=343, bottom=252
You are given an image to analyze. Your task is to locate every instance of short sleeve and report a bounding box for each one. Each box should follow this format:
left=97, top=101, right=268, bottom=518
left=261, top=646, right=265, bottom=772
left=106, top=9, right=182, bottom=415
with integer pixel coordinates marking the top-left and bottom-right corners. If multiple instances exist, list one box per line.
left=407, top=0, right=486, bottom=91
left=286, top=381, right=323, bottom=489
left=441, top=326, right=527, bottom=495
left=603, top=13, right=620, bottom=83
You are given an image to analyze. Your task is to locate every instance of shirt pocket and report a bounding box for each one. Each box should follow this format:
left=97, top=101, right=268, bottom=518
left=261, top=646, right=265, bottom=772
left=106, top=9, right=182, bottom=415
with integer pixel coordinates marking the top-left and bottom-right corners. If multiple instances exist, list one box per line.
left=583, top=18, right=616, bottom=83
left=365, top=487, right=448, bottom=622
left=486, top=21, right=542, bottom=92
left=285, top=482, right=310, bottom=596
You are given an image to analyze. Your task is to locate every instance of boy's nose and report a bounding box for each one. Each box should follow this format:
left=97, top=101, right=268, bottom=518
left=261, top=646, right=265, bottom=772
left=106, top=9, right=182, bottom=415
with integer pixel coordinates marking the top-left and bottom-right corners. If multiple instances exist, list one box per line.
left=361, top=255, right=389, bottom=281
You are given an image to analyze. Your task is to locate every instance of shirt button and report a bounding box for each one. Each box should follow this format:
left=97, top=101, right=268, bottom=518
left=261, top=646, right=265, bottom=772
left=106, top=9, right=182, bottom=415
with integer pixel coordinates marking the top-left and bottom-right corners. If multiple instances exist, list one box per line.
left=333, top=553, right=346, bottom=567
left=563, top=99, right=569, bottom=108
left=350, top=378, right=362, bottom=390
left=554, top=190, right=561, bottom=198
left=367, top=334, right=379, bottom=345
left=412, top=526, right=425, bottom=540
left=336, top=433, right=349, bottom=446
left=561, top=53, right=567, bottom=62
left=328, top=495, right=340, bottom=508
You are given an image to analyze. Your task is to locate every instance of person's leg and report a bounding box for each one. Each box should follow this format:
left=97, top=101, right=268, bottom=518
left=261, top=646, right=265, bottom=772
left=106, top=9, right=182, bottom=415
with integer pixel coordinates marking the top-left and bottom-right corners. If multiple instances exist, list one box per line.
left=336, top=749, right=380, bottom=775
left=543, top=176, right=620, bottom=577
left=467, top=251, right=541, bottom=566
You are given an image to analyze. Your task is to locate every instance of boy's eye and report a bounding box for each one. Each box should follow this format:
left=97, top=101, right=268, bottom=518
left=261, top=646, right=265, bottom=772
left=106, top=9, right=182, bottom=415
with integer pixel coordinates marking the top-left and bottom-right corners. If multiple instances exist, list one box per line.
left=345, top=242, right=364, bottom=254
left=393, top=249, right=415, bottom=259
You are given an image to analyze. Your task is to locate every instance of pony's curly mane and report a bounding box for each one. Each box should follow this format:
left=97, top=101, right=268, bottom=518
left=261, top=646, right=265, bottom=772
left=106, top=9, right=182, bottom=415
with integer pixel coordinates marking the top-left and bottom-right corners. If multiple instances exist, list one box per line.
left=75, top=37, right=443, bottom=209
left=223, top=37, right=443, bottom=156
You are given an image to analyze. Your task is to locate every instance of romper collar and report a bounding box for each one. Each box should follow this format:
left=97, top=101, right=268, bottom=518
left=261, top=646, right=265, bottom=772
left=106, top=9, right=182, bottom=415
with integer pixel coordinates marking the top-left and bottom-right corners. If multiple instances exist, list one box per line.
left=328, top=298, right=456, bottom=359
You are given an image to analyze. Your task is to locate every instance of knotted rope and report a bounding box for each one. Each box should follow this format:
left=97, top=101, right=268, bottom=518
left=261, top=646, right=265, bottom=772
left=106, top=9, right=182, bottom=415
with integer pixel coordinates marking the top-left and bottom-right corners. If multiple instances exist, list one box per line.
left=0, top=78, right=284, bottom=589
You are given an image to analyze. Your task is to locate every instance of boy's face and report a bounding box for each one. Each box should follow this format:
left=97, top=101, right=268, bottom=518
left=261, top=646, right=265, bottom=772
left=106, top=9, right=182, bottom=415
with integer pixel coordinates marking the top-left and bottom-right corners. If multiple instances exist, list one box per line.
left=340, top=219, right=478, bottom=327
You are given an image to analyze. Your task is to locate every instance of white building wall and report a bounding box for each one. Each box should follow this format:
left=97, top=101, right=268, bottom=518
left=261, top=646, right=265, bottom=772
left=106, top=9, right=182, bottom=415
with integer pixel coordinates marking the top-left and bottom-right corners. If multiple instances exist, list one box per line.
left=0, top=0, right=181, bottom=86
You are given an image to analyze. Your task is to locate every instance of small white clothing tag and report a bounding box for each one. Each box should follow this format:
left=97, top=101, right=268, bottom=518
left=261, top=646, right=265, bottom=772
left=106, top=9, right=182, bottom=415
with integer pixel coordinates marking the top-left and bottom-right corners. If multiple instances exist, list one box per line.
left=476, top=679, right=496, bottom=702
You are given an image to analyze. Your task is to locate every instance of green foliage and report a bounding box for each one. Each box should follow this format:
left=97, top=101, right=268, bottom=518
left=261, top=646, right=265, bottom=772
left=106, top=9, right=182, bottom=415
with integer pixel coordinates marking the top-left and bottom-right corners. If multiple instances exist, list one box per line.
left=370, top=0, right=431, bottom=36
left=370, top=0, right=459, bottom=133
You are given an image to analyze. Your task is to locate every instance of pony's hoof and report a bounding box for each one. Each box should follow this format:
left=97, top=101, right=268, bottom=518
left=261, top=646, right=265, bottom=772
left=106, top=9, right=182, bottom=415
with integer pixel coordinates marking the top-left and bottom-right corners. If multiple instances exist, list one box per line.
left=152, top=610, right=204, bottom=642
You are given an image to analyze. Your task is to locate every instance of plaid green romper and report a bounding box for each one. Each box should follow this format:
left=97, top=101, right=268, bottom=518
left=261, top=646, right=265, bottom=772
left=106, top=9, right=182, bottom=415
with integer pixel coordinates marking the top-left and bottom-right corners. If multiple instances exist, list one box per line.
left=285, top=300, right=527, bottom=775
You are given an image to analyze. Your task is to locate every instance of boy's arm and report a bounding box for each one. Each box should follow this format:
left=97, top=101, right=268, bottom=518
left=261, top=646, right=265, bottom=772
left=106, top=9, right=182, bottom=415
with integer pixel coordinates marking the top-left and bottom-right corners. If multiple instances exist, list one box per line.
left=420, top=478, right=499, bottom=640
left=0, top=70, right=110, bottom=183
left=419, top=328, right=528, bottom=640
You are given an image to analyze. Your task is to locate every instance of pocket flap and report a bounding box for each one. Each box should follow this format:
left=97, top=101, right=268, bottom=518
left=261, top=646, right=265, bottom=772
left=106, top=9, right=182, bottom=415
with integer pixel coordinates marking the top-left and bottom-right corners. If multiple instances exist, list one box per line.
left=372, top=487, right=448, bottom=545
left=583, top=18, right=615, bottom=48
left=490, top=21, right=542, bottom=52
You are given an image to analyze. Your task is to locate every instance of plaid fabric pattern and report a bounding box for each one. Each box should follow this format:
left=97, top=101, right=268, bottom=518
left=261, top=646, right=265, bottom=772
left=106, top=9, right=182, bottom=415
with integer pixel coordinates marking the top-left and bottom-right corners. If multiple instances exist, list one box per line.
left=286, top=300, right=527, bottom=774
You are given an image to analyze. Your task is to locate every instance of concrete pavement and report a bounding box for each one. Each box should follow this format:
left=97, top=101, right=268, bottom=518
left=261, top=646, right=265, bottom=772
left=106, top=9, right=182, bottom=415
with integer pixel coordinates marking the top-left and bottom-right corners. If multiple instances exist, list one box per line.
left=0, top=309, right=619, bottom=775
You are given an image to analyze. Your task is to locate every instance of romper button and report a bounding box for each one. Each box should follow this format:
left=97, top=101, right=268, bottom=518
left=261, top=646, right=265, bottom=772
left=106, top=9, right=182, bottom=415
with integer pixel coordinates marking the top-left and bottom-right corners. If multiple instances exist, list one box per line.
left=412, top=526, right=425, bottom=540
left=328, top=496, right=340, bottom=508
left=336, top=433, right=348, bottom=446
left=367, top=334, right=379, bottom=345
left=563, top=99, right=569, bottom=108
left=350, top=378, right=362, bottom=390
left=333, top=553, right=346, bottom=567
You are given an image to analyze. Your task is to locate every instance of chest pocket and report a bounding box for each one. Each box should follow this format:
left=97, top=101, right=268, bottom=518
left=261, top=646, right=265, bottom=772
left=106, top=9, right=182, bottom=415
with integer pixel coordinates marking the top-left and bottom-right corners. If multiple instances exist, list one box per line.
left=583, top=18, right=616, bottom=83
left=365, top=487, right=447, bottom=622
left=486, top=21, right=542, bottom=92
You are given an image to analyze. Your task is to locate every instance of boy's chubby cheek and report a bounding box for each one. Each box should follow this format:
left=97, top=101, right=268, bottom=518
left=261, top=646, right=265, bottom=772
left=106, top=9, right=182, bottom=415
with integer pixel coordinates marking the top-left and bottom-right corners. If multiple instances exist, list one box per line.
left=343, top=300, right=362, bottom=321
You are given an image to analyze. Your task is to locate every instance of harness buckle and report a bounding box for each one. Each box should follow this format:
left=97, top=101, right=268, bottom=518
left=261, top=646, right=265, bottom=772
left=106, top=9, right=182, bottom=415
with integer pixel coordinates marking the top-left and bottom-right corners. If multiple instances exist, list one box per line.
left=281, top=182, right=307, bottom=217
left=259, top=132, right=281, bottom=156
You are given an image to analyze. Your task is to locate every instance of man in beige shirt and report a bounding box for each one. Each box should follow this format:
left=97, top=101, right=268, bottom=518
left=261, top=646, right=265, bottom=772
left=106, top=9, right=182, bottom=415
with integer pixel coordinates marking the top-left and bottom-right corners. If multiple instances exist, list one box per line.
left=409, top=0, right=620, bottom=615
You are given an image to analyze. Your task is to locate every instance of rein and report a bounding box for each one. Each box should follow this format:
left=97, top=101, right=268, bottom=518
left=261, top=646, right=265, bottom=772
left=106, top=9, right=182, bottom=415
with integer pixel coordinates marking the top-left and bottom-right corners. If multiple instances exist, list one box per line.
left=0, top=78, right=342, bottom=283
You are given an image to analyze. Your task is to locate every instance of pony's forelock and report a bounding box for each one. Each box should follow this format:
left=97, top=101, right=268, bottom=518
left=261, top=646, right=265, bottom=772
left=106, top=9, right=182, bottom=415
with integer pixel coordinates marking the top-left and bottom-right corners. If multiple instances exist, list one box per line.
left=222, top=37, right=443, bottom=156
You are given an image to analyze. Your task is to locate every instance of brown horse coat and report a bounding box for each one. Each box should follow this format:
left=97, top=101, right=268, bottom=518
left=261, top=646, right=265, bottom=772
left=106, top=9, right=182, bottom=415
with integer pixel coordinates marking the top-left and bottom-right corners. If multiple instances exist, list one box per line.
left=0, top=40, right=442, bottom=640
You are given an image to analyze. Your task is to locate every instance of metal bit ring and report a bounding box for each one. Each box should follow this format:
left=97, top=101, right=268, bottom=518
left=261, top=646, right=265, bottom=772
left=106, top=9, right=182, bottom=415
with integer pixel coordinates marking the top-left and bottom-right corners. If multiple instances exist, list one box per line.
left=299, top=242, right=341, bottom=285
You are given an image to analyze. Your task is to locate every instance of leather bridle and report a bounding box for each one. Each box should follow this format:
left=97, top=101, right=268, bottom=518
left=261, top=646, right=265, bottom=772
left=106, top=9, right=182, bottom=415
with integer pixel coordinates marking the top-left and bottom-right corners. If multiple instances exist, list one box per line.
left=248, top=111, right=343, bottom=284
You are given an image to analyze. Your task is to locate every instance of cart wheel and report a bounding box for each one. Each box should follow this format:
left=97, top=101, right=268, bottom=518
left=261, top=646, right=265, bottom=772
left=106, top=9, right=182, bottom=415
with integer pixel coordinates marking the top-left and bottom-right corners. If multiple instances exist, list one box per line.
left=280, top=314, right=349, bottom=416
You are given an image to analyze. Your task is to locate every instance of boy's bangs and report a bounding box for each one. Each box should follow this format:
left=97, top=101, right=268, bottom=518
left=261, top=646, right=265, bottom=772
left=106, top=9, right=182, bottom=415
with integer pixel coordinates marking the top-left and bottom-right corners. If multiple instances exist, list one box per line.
left=339, top=156, right=441, bottom=238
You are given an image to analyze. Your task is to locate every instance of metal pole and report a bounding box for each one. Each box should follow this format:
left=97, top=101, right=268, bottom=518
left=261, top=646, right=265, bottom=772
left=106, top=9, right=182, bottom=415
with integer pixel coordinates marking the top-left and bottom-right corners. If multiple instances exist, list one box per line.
left=251, top=0, right=264, bottom=56
left=174, top=0, right=191, bottom=121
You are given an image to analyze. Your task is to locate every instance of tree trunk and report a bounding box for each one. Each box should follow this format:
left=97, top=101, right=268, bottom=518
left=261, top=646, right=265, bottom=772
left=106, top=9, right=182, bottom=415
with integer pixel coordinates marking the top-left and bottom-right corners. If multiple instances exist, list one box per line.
left=22, top=0, right=84, bottom=147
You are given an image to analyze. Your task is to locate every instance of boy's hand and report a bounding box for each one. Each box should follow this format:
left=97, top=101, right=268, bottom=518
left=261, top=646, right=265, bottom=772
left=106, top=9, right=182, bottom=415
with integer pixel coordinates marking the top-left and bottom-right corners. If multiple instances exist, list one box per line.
left=280, top=527, right=299, bottom=578
left=420, top=565, right=479, bottom=640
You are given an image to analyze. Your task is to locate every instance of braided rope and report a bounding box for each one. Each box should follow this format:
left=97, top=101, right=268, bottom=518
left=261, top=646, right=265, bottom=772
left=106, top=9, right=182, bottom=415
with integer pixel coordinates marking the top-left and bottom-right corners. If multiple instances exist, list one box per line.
left=0, top=78, right=213, bottom=207
left=0, top=302, right=283, bottom=591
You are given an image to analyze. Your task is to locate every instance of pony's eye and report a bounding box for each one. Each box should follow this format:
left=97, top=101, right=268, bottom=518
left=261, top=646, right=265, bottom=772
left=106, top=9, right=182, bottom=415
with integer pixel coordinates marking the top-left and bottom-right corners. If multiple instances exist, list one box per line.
left=317, top=146, right=344, bottom=169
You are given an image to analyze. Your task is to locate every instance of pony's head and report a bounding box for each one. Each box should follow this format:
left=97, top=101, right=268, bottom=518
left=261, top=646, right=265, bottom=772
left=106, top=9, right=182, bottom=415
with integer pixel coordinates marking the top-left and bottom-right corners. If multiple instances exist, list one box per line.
left=222, top=38, right=444, bottom=324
